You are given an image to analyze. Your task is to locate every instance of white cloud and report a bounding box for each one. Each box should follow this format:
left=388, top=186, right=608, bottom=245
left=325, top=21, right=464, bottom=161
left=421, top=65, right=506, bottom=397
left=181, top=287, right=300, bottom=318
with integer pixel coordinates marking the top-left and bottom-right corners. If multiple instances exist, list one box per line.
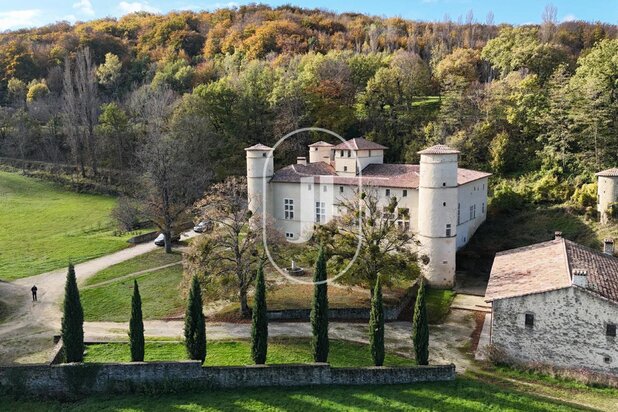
left=561, top=14, right=577, bottom=23
left=0, top=9, right=42, bottom=31
left=63, top=14, right=78, bottom=23
left=118, top=1, right=161, bottom=15
left=73, top=0, right=95, bottom=16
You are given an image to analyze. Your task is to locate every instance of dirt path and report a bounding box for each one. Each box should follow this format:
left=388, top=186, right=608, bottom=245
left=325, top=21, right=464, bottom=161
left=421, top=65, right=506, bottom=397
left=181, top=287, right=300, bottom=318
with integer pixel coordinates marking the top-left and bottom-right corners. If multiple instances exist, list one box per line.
left=0, top=232, right=197, bottom=364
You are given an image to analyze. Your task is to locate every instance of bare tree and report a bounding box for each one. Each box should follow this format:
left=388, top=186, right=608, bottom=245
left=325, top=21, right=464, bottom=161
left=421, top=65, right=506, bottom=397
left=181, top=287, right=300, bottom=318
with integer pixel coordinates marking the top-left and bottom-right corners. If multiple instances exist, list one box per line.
left=541, top=3, right=558, bottom=42
left=62, top=47, right=99, bottom=176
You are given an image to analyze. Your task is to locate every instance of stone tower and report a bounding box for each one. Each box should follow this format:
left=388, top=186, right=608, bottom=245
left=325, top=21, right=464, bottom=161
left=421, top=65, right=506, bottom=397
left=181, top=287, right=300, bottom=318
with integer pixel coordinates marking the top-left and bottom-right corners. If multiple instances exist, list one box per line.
left=417, top=145, right=460, bottom=288
left=245, top=144, right=274, bottom=217
left=596, top=168, right=618, bottom=224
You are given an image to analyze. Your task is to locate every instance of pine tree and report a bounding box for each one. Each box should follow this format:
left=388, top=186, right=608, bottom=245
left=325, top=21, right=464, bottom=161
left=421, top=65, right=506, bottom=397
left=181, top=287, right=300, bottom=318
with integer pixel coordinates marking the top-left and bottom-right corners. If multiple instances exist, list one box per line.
left=61, top=263, right=84, bottom=363
left=369, top=274, right=385, bottom=366
left=251, top=263, right=268, bottom=364
left=412, top=278, right=429, bottom=365
left=129, top=280, right=145, bottom=362
left=311, top=246, right=329, bottom=363
left=184, top=275, right=206, bottom=363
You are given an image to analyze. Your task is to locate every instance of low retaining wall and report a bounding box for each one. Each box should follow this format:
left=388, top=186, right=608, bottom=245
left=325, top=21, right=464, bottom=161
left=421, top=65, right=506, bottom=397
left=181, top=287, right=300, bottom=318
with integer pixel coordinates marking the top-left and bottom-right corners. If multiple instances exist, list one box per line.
left=0, top=362, right=455, bottom=398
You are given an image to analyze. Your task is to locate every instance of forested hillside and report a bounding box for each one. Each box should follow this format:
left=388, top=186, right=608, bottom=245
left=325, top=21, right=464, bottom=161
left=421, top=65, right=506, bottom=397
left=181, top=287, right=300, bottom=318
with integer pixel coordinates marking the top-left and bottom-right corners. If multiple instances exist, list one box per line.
left=0, top=4, right=616, bottom=207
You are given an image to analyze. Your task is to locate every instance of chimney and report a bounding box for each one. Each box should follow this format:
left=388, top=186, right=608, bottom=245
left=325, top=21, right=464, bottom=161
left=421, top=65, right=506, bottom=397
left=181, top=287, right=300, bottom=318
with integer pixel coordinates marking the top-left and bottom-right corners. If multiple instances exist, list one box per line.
left=603, top=238, right=615, bottom=256
left=554, top=231, right=563, bottom=240
left=572, top=269, right=588, bottom=288
left=297, top=157, right=307, bottom=166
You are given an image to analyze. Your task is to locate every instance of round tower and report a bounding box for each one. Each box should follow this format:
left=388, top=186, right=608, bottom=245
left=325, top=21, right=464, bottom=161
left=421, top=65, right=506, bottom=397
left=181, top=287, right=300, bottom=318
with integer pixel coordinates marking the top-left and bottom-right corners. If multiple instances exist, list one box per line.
left=596, top=168, right=618, bottom=224
left=417, top=145, right=460, bottom=288
left=245, top=143, right=274, bottom=217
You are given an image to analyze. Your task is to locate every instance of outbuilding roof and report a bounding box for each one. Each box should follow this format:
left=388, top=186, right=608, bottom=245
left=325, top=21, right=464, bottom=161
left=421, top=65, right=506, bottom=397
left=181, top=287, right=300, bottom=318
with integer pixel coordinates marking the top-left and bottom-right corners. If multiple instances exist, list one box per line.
left=596, top=168, right=618, bottom=177
left=485, top=237, right=618, bottom=303
left=418, top=144, right=460, bottom=155
left=331, top=137, right=388, bottom=151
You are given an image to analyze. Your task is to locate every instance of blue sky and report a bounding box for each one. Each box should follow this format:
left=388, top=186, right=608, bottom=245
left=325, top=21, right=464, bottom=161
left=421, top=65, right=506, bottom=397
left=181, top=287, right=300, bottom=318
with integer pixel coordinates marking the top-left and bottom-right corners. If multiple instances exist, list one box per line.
left=0, top=1, right=616, bottom=31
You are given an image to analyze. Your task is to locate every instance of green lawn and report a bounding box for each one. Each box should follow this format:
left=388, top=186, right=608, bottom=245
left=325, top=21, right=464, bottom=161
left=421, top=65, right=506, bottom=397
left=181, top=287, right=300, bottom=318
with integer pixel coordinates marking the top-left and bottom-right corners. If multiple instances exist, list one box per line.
left=0, top=377, right=588, bottom=411
left=84, top=338, right=415, bottom=366
left=0, top=171, right=138, bottom=280
left=84, top=249, right=182, bottom=286
left=82, top=264, right=184, bottom=322
left=425, top=288, right=456, bottom=324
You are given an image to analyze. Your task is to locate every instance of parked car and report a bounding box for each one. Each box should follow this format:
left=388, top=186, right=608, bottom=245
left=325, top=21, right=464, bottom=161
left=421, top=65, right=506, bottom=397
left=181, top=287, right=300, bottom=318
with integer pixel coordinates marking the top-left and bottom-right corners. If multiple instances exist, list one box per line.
left=154, top=232, right=181, bottom=246
left=193, top=220, right=213, bottom=233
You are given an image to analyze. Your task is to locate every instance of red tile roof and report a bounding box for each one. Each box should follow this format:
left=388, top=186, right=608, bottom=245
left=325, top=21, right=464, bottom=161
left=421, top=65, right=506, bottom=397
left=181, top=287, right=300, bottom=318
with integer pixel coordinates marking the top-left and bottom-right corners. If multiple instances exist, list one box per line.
left=418, top=144, right=460, bottom=155
left=332, top=137, right=388, bottom=151
left=308, top=141, right=334, bottom=147
left=485, top=237, right=618, bottom=303
left=245, top=143, right=273, bottom=151
left=270, top=162, right=490, bottom=189
left=596, top=168, right=618, bottom=177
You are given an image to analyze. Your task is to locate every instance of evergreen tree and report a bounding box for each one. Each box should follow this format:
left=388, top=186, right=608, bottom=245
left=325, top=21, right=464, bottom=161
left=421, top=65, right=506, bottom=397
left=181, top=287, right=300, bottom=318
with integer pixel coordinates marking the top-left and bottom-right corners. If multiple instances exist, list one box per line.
left=129, top=280, right=145, bottom=362
left=311, top=246, right=329, bottom=363
left=369, top=274, right=385, bottom=366
left=184, top=275, right=206, bottom=363
left=61, top=263, right=84, bottom=363
left=251, top=263, right=268, bottom=364
left=412, top=278, right=429, bottom=365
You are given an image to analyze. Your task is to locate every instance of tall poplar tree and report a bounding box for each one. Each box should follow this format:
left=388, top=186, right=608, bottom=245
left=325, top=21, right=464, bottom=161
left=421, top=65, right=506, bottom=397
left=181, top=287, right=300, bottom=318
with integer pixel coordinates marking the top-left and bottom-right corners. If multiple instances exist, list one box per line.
left=129, top=280, right=145, bottom=362
left=311, top=246, right=329, bottom=363
left=251, top=263, right=268, bottom=364
left=61, top=263, right=84, bottom=363
left=184, top=275, right=206, bottom=363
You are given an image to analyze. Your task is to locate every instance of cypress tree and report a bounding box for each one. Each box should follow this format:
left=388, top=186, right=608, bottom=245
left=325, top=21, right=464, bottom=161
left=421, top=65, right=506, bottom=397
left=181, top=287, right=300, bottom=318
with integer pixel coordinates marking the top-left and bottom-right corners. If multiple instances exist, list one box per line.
left=251, top=263, right=268, bottom=364
left=61, top=263, right=84, bottom=363
left=129, top=280, right=145, bottom=362
left=184, top=275, right=206, bottom=363
left=412, top=278, right=429, bottom=365
left=311, top=246, right=329, bottom=363
left=369, top=274, right=385, bottom=366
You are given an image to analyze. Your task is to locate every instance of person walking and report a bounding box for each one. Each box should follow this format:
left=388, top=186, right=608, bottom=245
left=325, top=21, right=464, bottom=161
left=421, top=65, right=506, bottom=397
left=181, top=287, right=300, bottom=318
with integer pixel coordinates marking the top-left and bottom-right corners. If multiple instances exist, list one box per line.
left=31, top=285, right=38, bottom=302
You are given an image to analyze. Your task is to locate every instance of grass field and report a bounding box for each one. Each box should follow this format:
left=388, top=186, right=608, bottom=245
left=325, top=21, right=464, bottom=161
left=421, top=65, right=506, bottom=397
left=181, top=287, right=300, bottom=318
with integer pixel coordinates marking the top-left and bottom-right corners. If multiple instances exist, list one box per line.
left=0, top=171, right=139, bottom=281
left=0, top=376, right=591, bottom=411
left=84, top=338, right=415, bottom=367
left=82, top=263, right=184, bottom=322
left=425, top=288, right=456, bottom=324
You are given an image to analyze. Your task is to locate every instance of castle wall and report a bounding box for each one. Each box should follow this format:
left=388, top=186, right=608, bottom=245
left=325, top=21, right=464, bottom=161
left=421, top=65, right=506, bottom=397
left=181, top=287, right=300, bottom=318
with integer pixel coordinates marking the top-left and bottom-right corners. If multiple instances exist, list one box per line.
left=456, top=178, right=489, bottom=249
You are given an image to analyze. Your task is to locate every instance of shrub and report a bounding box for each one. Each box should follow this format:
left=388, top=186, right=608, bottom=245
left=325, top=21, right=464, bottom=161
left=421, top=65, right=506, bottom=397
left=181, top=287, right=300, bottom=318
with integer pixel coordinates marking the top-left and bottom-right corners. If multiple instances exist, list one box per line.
left=311, top=246, right=329, bottom=363
left=129, top=280, right=145, bottom=362
left=251, top=263, right=268, bottom=364
left=412, top=279, right=429, bottom=365
left=184, top=276, right=206, bottom=363
left=489, top=180, right=529, bottom=213
left=570, top=182, right=597, bottom=209
left=369, top=274, right=384, bottom=366
left=62, top=264, right=84, bottom=363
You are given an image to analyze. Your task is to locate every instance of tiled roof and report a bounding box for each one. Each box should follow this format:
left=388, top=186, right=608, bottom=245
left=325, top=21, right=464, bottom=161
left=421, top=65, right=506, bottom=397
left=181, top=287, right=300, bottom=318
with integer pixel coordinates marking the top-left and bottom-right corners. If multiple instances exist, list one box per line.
left=596, top=168, right=618, bottom=177
left=332, top=137, right=388, bottom=151
left=485, top=237, right=618, bottom=303
left=308, top=141, right=334, bottom=147
left=418, top=144, right=460, bottom=155
left=271, top=162, right=490, bottom=189
left=245, top=143, right=273, bottom=151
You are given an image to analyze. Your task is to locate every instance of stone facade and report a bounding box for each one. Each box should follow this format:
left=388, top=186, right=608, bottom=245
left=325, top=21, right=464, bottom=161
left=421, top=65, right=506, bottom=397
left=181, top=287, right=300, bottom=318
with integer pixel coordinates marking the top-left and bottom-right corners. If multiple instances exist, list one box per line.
left=491, top=286, right=618, bottom=375
left=0, top=362, right=455, bottom=398
left=597, top=170, right=618, bottom=224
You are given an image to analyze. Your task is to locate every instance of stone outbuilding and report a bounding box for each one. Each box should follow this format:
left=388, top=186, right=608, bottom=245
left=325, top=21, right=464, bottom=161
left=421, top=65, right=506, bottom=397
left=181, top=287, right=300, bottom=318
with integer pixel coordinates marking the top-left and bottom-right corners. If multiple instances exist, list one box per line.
left=485, top=233, right=617, bottom=375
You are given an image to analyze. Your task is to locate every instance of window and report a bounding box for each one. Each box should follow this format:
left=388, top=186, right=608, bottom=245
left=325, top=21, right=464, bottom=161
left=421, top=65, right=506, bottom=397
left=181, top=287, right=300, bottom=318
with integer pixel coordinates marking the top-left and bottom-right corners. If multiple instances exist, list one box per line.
left=343, top=166, right=348, bottom=172
left=285, top=232, right=294, bottom=239
left=307, top=184, right=312, bottom=191
left=443, top=202, right=446, bottom=207
left=607, top=324, right=617, bottom=338
left=604, top=355, right=612, bottom=364
left=340, top=186, right=344, bottom=193
left=386, top=189, right=391, bottom=196
left=469, top=205, right=474, bottom=220
left=525, top=313, right=534, bottom=328
left=457, top=203, right=461, bottom=224
left=445, top=224, right=451, bottom=237
left=473, top=204, right=477, bottom=218
left=347, top=150, right=351, bottom=157
left=323, top=185, right=327, bottom=193
left=315, top=202, right=326, bottom=223
left=340, top=150, right=344, bottom=157
left=402, top=189, right=407, bottom=197
left=262, top=153, right=267, bottom=157
left=397, top=208, right=410, bottom=231
left=482, top=203, right=485, bottom=214
left=382, top=206, right=395, bottom=220
left=284, top=199, right=294, bottom=220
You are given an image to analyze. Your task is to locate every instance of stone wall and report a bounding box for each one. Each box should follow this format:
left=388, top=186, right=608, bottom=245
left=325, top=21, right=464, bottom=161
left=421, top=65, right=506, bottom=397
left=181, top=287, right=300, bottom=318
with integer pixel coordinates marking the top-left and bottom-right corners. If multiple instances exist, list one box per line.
left=0, top=362, right=455, bottom=398
left=491, top=286, right=618, bottom=375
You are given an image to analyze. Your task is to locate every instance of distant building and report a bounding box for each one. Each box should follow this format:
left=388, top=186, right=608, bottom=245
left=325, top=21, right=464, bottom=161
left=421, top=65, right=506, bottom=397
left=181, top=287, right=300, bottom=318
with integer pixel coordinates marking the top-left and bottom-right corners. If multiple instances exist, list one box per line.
left=246, top=137, right=491, bottom=287
left=485, top=233, right=618, bottom=375
left=597, top=168, right=618, bottom=224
